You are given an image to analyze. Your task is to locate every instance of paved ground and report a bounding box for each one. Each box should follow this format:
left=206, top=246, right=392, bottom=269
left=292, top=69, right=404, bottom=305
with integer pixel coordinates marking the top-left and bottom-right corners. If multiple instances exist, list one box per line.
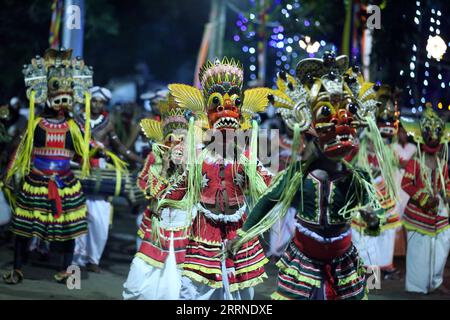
left=0, top=203, right=449, bottom=300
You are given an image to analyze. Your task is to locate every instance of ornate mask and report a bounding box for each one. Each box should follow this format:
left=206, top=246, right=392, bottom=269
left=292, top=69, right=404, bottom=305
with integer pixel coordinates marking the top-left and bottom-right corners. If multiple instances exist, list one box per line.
left=140, top=94, right=188, bottom=164
left=270, top=51, right=378, bottom=160
left=23, top=48, right=93, bottom=113
left=168, top=57, right=272, bottom=133
left=199, top=58, right=243, bottom=130
left=401, top=106, right=450, bottom=154
left=375, top=85, right=399, bottom=138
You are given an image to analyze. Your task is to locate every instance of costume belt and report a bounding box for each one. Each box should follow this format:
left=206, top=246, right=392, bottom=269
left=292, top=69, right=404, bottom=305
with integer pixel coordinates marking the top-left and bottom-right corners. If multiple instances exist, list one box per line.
left=293, top=229, right=352, bottom=262
left=32, top=158, right=71, bottom=220
left=33, top=156, right=71, bottom=171
left=196, top=203, right=246, bottom=223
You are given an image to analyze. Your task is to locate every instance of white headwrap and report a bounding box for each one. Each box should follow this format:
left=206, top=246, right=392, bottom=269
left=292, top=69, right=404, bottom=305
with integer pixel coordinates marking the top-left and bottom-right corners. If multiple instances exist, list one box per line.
left=90, top=86, right=112, bottom=102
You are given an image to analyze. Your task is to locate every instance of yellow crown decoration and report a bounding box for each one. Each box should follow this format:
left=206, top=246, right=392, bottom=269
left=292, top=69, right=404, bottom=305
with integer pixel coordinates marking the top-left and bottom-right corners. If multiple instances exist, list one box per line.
left=199, top=57, right=244, bottom=98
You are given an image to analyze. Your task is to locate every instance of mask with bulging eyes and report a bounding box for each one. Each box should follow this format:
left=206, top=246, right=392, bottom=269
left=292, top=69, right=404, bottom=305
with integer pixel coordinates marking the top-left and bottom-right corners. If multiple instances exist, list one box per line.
left=420, top=108, right=444, bottom=153
left=376, top=86, right=399, bottom=138
left=164, top=130, right=186, bottom=165
left=206, top=82, right=242, bottom=131
left=46, top=66, right=75, bottom=112
left=312, top=93, right=359, bottom=160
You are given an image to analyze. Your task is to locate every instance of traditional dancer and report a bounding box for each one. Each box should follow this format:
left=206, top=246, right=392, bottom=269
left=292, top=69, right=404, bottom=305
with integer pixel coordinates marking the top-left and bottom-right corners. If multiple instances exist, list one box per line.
left=400, top=106, right=450, bottom=295
left=72, top=86, right=142, bottom=273
left=123, top=93, right=192, bottom=299
left=2, top=48, right=93, bottom=284
left=234, top=52, right=388, bottom=300
left=165, top=57, right=273, bottom=300
left=352, top=85, right=402, bottom=279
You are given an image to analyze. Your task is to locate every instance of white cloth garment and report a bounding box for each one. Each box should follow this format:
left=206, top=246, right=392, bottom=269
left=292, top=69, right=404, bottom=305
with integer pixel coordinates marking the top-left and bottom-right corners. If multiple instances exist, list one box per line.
left=352, top=228, right=397, bottom=268
left=0, top=191, right=11, bottom=226
left=392, top=142, right=416, bottom=217
left=179, top=240, right=255, bottom=301
left=180, top=276, right=255, bottom=300
left=405, top=229, right=450, bottom=294
left=73, top=196, right=111, bottom=266
left=123, top=208, right=192, bottom=300
left=267, top=207, right=297, bottom=257
left=123, top=231, right=182, bottom=300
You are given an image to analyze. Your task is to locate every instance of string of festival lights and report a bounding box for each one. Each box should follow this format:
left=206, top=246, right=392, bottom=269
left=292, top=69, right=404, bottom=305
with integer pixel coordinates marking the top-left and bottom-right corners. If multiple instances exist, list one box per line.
left=232, top=0, right=336, bottom=87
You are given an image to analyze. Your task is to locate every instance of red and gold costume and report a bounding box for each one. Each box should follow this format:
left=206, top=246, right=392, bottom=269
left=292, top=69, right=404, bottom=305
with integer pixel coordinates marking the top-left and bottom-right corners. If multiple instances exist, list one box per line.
left=400, top=106, right=450, bottom=294
left=123, top=94, right=192, bottom=300
left=166, top=57, right=273, bottom=299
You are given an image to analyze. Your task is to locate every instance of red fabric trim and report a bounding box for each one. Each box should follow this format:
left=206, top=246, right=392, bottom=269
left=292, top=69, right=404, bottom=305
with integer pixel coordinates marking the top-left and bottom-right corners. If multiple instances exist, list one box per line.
left=48, top=178, right=63, bottom=219
left=293, top=231, right=352, bottom=262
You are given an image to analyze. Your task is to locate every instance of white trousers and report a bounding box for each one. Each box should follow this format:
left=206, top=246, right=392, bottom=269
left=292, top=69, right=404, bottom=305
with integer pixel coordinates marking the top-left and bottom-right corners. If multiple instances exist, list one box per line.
left=267, top=207, right=296, bottom=257
left=405, top=229, right=450, bottom=294
left=123, top=231, right=181, bottom=300
left=180, top=276, right=254, bottom=300
left=352, top=228, right=397, bottom=268
left=73, top=197, right=111, bottom=266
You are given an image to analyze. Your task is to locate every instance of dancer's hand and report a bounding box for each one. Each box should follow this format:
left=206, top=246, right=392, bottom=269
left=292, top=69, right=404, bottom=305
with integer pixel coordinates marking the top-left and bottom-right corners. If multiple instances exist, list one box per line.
left=225, top=237, right=241, bottom=256
left=360, top=209, right=379, bottom=229
left=423, top=195, right=439, bottom=212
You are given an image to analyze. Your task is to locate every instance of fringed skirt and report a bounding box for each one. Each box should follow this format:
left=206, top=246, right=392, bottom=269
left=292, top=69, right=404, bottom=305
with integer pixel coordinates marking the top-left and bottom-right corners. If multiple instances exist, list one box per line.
left=136, top=207, right=191, bottom=268
left=272, top=233, right=367, bottom=300
left=182, top=211, right=268, bottom=293
left=11, top=169, right=87, bottom=242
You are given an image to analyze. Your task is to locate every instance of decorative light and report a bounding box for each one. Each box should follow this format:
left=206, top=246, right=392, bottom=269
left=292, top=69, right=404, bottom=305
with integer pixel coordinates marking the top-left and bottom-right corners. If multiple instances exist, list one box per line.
left=438, top=102, right=443, bottom=109
left=426, top=35, right=447, bottom=60
left=249, top=47, right=256, bottom=54
left=299, top=36, right=320, bottom=54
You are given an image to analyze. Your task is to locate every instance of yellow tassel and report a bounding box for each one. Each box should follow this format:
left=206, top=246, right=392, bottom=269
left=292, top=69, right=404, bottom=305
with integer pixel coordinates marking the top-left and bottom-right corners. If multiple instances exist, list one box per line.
left=82, top=92, right=91, bottom=177
left=6, top=91, right=38, bottom=183
left=103, top=149, right=128, bottom=196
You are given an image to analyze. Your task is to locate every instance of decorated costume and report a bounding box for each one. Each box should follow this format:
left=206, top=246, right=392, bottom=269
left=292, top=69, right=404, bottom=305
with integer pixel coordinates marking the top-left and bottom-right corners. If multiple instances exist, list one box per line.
left=400, top=107, right=450, bottom=294
left=123, top=94, right=192, bottom=300
left=2, top=48, right=93, bottom=284
left=352, top=85, right=401, bottom=273
left=73, top=86, right=141, bottom=272
left=235, top=52, right=387, bottom=300
left=165, top=57, right=273, bottom=300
